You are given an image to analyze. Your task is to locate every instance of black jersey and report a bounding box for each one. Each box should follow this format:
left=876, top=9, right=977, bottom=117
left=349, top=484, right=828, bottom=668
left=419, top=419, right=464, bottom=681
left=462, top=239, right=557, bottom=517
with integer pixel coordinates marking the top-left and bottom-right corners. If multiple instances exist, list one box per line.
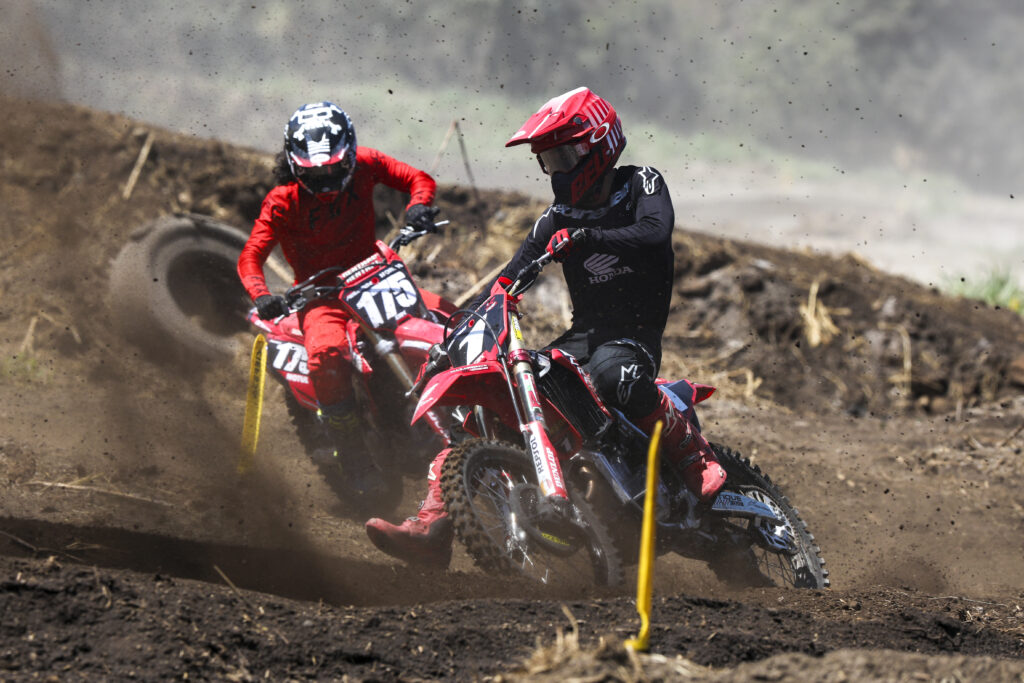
left=492, top=165, right=675, bottom=351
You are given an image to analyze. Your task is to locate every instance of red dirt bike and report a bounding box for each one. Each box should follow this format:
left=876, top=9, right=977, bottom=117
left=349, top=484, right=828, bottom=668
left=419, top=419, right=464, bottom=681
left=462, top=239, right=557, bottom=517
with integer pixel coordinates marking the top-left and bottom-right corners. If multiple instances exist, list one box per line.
left=409, top=232, right=829, bottom=589
left=248, top=224, right=455, bottom=516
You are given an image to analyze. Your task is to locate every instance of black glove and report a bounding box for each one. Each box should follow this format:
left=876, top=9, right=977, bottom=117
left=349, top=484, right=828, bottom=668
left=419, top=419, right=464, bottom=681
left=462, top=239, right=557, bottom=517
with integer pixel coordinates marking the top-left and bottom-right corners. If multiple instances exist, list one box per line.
left=406, top=204, right=441, bottom=232
left=254, top=294, right=288, bottom=320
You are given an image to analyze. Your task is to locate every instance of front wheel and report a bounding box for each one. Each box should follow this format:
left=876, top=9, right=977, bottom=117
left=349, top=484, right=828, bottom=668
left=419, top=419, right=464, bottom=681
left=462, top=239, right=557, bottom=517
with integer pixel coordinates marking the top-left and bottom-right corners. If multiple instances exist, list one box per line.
left=708, top=444, right=829, bottom=589
left=440, top=438, right=624, bottom=588
left=284, top=392, right=403, bottom=518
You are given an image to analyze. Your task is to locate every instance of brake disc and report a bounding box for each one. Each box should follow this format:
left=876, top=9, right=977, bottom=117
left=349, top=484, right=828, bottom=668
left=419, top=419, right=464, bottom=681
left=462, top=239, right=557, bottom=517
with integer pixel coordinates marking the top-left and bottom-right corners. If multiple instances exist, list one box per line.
left=508, top=483, right=585, bottom=557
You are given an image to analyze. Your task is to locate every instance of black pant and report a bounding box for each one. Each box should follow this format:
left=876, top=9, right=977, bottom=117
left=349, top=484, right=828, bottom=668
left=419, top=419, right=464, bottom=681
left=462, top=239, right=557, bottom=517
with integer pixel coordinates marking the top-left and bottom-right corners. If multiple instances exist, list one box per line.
left=544, top=328, right=661, bottom=420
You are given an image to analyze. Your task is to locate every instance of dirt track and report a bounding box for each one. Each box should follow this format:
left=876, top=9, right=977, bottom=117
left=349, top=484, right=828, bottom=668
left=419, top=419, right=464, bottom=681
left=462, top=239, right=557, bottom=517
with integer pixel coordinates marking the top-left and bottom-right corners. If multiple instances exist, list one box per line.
left=1, top=96, right=1024, bottom=680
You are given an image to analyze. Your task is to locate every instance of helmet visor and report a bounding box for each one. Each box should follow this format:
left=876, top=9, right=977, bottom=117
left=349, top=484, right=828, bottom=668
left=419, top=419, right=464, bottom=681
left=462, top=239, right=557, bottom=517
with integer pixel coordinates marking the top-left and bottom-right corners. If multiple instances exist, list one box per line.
left=537, top=142, right=588, bottom=175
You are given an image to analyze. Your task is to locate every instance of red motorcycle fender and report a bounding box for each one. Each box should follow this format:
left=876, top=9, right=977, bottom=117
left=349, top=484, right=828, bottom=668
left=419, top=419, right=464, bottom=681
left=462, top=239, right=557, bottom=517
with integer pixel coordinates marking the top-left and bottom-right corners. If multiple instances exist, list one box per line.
left=655, top=377, right=716, bottom=404
left=247, top=309, right=304, bottom=341
left=419, top=288, right=459, bottom=319
left=394, top=316, right=446, bottom=363
left=412, top=361, right=517, bottom=426
left=693, top=382, right=715, bottom=403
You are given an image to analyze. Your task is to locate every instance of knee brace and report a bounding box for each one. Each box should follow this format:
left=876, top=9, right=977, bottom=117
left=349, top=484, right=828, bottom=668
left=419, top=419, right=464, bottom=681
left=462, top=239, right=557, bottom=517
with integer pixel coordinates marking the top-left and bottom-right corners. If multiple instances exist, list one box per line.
left=586, top=339, right=660, bottom=419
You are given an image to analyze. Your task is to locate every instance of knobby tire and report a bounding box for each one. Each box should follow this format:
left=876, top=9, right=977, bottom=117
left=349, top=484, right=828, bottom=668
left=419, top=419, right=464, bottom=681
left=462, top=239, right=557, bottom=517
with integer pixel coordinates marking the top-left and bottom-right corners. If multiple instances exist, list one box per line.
left=711, top=443, right=829, bottom=589
left=440, top=438, right=624, bottom=588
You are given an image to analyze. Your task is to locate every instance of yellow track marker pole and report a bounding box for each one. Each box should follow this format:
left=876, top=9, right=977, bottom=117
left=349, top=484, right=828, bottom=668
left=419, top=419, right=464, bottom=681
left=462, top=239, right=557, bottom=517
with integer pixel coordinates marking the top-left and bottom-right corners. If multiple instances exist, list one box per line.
left=238, top=334, right=268, bottom=474
left=625, top=419, right=663, bottom=653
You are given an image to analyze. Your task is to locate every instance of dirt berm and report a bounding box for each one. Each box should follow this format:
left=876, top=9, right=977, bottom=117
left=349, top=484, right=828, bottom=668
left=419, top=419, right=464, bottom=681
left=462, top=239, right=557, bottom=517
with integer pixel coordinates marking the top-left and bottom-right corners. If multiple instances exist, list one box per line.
left=1, top=96, right=1023, bottom=680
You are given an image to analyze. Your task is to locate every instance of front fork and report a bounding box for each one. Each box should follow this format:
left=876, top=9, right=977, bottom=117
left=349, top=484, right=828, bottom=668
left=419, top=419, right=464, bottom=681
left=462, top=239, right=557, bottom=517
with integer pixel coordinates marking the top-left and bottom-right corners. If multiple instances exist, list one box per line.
left=506, top=312, right=570, bottom=501
left=359, top=325, right=451, bottom=445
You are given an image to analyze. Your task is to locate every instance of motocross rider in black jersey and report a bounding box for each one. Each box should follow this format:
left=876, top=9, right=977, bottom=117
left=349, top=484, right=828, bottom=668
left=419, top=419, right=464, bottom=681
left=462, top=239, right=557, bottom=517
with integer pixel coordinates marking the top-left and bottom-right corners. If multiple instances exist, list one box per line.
left=365, top=87, right=727, bottom=568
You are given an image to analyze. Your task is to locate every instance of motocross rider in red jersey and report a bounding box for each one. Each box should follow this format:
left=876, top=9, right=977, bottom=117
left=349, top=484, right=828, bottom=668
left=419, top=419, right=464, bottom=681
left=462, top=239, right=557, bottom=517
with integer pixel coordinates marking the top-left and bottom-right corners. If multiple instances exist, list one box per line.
left=237, top=101, right=439, bottom=496
left=366, top=87, right=727, bottom=568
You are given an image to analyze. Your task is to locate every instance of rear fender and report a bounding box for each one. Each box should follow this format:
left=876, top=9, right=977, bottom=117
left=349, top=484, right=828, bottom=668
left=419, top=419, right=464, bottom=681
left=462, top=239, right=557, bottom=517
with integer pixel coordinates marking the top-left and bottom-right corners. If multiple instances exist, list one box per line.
left=657, top=378, right=715, bottom=431
left=656, top=377, right=716, bottom=404
left=412, top=361, right=518, bottom=427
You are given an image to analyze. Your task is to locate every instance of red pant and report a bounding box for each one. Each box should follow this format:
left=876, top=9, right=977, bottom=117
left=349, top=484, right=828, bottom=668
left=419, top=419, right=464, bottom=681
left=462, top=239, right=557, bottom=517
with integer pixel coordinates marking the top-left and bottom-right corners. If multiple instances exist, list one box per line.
left=298, top=301, right=354, bottom=406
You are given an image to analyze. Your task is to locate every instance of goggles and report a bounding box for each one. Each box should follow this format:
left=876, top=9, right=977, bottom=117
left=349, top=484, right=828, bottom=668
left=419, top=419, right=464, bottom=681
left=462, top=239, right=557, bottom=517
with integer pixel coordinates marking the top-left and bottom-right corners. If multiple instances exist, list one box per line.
left=298, top=154, right=353, bottom=179
left=537, top=142, right=589, bottom=175
left=295, top=152, right=355, bottom=194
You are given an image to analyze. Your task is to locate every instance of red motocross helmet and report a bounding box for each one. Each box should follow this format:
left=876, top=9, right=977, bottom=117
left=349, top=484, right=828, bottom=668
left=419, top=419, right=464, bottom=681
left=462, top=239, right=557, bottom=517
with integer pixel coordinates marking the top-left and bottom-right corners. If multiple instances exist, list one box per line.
left=506, top=87, right=626, bottom=206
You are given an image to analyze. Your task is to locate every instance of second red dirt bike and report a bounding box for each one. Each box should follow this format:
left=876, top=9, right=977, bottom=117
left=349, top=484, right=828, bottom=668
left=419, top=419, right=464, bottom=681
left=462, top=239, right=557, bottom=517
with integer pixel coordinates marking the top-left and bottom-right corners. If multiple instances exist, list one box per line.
left=248, top=224, right=455, bottom=516
left=409, top=232, right=830, bottom=589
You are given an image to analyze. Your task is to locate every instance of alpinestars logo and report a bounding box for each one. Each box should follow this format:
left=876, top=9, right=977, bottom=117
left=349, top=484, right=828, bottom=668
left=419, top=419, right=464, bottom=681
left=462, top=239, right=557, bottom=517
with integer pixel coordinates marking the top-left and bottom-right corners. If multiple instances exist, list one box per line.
left=584, top=253, right=634, bottom=284
left=638, top=167, right=660, bottom=195
left=617, top=363, right=642, bottom=405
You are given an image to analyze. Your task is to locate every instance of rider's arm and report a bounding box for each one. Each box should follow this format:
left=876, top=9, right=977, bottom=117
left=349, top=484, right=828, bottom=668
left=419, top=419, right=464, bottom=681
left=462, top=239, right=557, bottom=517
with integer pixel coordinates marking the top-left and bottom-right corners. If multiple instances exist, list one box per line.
left=361, top=147, right=436, bottom=211
left=466, top=208, right=555, bottom=310
left=237, top=189, right=286, bottom=300
left=589, top=167, right=674, bottom=252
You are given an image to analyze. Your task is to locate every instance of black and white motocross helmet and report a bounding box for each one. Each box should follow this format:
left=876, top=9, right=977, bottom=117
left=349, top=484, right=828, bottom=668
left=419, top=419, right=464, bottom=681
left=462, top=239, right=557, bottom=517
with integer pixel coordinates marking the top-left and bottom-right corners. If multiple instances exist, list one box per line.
left=283, top=101, right=357, bottom=195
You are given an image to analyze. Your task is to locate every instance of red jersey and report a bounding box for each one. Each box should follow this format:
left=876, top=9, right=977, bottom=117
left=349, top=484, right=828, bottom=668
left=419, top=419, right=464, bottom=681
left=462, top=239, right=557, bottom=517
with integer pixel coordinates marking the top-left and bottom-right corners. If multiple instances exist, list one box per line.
left=238, top=146, right=436, bottom=299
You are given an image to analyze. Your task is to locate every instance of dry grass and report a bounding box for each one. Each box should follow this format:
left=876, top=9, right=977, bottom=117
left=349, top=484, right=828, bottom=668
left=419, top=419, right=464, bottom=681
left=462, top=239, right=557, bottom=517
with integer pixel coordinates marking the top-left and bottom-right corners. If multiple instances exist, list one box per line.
left=496, top=606, right=709, bottom=682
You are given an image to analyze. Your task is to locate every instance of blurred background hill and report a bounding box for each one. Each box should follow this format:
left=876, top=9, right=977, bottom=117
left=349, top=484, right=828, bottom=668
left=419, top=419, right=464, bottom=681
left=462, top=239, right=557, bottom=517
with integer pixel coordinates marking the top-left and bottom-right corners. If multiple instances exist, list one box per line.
left=5, top=0, right=1023, bottom=289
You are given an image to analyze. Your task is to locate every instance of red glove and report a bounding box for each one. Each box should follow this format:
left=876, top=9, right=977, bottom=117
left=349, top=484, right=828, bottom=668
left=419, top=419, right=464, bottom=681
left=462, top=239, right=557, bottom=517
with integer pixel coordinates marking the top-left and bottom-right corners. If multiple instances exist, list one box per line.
left=546, top=228, right=586, bottom=261
left=489, top=275, right=521, bottom=303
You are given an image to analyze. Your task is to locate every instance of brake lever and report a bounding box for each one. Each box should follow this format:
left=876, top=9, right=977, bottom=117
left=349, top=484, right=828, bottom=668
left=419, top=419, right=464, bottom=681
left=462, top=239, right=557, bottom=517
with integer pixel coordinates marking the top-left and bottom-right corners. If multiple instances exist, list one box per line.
left=507, top=254, right=551, bottom=298
left=389, top=220, right=451, bottom=250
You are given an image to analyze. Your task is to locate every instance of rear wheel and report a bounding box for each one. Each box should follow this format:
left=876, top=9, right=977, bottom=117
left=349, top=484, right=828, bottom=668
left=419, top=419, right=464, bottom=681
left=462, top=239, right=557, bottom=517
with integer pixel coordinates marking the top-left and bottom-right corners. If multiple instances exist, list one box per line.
left=440, top=438, right=623, bottom=588
left=708, top=444, right=829, bottom=589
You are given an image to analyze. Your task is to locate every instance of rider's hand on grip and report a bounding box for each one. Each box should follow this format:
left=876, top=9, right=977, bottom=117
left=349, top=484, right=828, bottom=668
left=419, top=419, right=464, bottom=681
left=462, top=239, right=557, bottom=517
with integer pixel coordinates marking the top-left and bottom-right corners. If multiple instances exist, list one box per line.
left=406, top=204, right=441, bottom=233
left=491, top=275, right=522, bottom=303
left=254, top=294, right=289, bottom=320
left=546, top=228, right=587, bottom=261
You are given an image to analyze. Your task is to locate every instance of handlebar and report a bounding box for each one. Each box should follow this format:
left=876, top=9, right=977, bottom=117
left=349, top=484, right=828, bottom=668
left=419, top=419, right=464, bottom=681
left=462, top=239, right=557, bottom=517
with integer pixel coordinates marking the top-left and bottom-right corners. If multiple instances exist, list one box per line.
left=284, top=272, right=344, bottom=313
left=506, top=228, right=587, bottom=298
left=404, top=227, right=587, bottom=393
left=277, top=219, right=451, bottom=314
left=388, top=220, right=450, bottom=251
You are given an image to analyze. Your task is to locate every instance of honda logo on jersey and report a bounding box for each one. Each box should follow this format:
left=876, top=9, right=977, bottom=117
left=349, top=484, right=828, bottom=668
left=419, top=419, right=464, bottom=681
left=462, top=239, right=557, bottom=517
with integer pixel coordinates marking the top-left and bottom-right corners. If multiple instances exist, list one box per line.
left=583, top=253, right=634, bottom=284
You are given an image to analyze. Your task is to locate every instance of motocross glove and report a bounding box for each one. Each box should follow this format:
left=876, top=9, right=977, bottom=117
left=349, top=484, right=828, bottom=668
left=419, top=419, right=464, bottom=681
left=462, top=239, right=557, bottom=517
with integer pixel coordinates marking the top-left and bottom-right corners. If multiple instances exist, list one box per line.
left=546, top=228, right=588, bottom=261
left=406, top=204, right=441, bottom=232
left=254, top=294, right=289, bottom=320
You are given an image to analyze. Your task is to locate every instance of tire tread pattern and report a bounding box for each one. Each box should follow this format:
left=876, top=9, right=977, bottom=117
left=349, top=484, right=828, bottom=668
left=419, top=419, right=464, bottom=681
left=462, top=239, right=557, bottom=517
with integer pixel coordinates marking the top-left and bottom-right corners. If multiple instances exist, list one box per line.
left=441, top=438, right=624, bottom=586
left=711, top=442, right=830, bottom=589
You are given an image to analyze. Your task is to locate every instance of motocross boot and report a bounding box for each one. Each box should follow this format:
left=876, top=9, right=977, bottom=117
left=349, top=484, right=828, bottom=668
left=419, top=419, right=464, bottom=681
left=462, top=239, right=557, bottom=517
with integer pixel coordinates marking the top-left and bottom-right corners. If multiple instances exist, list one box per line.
left=635, top=392, right=726, bottom=504
left=316, top=404, right=386, bottom=497
left=365, top=449, right=453, bottom=569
